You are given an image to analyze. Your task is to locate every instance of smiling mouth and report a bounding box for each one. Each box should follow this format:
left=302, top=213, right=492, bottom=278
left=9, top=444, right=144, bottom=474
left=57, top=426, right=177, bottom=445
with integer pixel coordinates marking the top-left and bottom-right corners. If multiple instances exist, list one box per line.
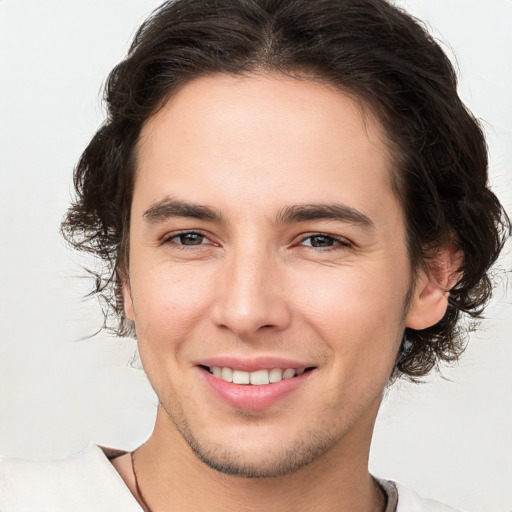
left=201, top=366, right=316, bottom=385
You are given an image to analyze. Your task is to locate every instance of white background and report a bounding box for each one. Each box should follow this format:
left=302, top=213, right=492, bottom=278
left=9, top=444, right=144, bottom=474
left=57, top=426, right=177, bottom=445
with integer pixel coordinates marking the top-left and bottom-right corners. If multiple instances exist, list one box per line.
left=0, top=1, right=511, bottom=510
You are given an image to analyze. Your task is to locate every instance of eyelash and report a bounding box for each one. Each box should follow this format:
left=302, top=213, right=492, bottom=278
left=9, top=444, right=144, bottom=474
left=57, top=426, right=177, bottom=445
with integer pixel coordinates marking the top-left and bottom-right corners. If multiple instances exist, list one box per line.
left=163, top=231, right=352, bottom=251
left=297, top=233, right=352, bottom=251
left=163, top=231, right=212, bottom=247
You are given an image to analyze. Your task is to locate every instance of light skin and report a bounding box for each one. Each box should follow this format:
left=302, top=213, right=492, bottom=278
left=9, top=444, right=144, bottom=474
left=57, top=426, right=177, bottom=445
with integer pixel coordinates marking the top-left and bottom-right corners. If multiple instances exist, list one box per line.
left=116, top=73, right=453, bottom=511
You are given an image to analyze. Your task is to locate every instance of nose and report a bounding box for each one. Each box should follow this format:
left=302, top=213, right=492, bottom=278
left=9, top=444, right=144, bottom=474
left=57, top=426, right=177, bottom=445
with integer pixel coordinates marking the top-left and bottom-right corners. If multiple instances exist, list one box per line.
left=211, top=246, right=292, bottom=339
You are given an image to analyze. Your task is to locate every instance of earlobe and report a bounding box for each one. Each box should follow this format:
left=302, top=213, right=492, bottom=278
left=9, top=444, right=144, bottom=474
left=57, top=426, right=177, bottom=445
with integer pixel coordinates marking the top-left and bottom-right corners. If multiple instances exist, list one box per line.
left=405, top=244, right=462, bottom=330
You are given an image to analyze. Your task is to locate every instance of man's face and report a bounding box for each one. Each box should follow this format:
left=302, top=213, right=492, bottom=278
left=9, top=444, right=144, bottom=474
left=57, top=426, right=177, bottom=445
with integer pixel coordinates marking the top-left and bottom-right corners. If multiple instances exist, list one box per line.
left=124, top=74, right=419, bottom=477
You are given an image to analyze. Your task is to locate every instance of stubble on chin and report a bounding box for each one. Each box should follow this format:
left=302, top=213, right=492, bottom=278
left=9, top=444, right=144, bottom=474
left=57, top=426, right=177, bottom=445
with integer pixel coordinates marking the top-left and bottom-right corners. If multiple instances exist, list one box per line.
left=161, top=401, right=349, bottom=478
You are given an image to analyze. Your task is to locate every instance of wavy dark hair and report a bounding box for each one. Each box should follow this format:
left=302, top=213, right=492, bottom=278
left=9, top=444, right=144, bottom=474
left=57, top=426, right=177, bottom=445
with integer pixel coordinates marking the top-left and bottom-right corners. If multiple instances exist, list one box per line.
left=62, top=0, right=510, bottom=379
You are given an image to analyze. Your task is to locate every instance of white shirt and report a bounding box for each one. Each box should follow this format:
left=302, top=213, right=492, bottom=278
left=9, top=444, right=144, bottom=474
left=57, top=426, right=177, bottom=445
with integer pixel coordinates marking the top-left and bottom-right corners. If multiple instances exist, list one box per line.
left=0, top=444, right=463, bottom=511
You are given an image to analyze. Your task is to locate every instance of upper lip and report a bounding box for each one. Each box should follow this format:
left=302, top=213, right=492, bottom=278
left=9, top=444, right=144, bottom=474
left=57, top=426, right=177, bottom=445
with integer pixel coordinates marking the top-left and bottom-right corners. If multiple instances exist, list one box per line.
left=196, top=356, right=316, bottom=372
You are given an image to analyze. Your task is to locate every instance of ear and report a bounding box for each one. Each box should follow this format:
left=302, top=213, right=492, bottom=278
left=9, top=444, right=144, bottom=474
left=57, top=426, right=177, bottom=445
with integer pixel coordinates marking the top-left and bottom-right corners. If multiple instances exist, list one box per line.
left=405, top=243, right=462, bottom=330
left=120, top=270, right=135, bottom=322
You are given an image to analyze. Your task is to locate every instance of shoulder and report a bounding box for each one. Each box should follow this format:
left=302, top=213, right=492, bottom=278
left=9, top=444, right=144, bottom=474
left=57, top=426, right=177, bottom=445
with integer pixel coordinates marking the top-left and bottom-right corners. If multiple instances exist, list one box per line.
left=392, top=481, right=466, bottom=512
left=0, top=444, right=141, bottom=511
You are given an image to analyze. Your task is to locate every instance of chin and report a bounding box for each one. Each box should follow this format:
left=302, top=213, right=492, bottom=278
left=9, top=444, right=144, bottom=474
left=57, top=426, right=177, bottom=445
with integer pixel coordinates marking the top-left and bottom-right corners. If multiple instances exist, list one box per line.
left=190, top=442, right=332, bottom=478
left=176, top=416, right=342, bottom=478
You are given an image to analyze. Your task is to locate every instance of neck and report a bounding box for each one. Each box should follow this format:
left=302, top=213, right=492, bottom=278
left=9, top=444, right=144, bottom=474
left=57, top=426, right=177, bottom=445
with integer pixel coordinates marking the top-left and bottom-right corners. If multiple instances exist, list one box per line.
left=128, top=404, right=385, bottom=512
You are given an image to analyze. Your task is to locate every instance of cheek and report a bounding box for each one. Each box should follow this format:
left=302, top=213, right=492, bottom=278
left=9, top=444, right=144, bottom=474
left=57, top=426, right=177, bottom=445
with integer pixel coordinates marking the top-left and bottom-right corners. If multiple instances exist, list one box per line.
left=129, top=263, right=216, bottom=341
left=293, top=264, right=407, bottom=380
left=296, top=266, right=405, bottom=330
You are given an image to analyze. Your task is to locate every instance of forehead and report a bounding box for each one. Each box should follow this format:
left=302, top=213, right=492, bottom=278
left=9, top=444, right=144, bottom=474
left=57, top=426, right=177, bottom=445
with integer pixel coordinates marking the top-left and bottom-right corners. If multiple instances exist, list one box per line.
left=134, top=73, right=399, bottom=224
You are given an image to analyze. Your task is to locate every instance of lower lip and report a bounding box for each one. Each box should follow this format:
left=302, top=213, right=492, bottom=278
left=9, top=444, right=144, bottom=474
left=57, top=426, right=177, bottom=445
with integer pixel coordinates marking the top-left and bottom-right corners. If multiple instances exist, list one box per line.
left=201, top=368, right=313, bottom=411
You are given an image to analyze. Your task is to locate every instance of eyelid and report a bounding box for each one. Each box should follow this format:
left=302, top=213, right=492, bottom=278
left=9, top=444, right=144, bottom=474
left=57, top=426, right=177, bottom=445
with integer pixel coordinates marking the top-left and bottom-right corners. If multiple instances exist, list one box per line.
left=160, top=230, right=352, bottom=249
left=162, top=229, right=217, bottom=246
left=297, top=232, right=353, bottom=249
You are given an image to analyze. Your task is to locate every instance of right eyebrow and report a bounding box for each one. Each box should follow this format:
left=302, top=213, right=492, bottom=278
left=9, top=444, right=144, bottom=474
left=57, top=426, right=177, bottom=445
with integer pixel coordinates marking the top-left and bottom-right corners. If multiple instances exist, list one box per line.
left=275, top=203, right=374, bottom=228
left=143, top=198, right=223, bottom=223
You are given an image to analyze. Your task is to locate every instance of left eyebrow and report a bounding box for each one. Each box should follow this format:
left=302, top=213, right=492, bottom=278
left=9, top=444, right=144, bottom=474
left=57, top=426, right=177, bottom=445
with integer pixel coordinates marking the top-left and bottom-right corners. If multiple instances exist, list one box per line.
left=275, top=203, right=374, bottom=228
left=143, top=198, right=223, bottom=223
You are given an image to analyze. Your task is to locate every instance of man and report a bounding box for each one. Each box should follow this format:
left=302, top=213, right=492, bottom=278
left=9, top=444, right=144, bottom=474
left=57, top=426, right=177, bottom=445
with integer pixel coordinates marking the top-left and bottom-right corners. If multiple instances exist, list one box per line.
left=0, top=0, right=509, bottom=510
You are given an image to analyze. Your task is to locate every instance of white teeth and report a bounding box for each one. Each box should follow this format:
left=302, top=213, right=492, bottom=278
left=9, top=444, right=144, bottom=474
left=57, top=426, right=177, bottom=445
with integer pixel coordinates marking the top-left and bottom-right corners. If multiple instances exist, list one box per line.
left=209, top=366, right=308, bottom=385
left=250, top=369, right=270, bottom=385
left=221, top=367, right=233, bottom=382
left=282, top=368, right=296, bottom=379
left=232, top=370, right=250, bottom=384
left=268, top=368, right=283, bottom=383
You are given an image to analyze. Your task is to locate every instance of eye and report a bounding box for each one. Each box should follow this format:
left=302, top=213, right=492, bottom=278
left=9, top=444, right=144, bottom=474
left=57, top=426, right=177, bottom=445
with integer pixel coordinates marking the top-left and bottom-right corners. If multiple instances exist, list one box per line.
left=300, top=234, right=351, bottom=249
left=166, top=231, right=209, bottom=246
